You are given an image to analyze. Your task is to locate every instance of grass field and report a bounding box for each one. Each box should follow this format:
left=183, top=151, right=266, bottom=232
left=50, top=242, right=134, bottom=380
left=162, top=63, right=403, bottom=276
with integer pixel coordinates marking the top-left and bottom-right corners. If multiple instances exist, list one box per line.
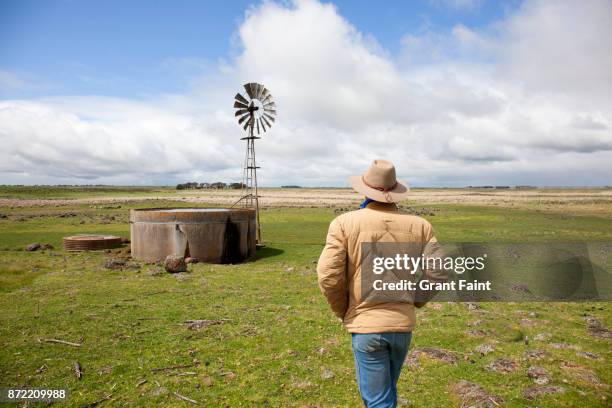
left=0, top=187, right=610, bottom=407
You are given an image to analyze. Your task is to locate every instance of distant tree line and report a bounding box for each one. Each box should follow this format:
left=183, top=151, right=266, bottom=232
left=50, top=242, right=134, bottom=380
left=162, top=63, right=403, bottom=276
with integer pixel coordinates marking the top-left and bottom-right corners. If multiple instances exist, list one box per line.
left=176, top=182, right=246, bottom=190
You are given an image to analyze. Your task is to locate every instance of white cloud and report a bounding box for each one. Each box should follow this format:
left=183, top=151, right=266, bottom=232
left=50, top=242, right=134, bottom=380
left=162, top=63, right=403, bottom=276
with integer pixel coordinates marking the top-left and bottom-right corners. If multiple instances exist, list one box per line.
left=0, top=0, right=611, bottom=186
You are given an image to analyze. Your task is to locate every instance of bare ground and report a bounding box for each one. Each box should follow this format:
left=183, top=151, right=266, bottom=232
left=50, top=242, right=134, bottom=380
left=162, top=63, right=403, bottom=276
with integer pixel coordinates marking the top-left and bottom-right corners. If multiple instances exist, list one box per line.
left=2, top=188, right=612, bottom=216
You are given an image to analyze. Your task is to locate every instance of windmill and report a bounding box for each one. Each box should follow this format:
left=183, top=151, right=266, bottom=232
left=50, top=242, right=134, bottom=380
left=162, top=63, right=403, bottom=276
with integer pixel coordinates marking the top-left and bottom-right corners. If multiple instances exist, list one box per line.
left=233, top=82, right=276, bottom=245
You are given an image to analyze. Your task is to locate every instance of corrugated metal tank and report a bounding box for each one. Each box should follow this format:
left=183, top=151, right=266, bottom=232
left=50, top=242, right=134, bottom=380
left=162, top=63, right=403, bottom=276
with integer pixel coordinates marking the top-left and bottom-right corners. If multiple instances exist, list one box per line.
left=130, top=208, right=256, bottom=263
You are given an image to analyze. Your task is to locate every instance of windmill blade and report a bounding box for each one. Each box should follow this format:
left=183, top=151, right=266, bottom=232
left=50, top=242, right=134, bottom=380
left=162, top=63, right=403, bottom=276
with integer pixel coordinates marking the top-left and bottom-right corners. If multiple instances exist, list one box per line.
left=254, top=83, right=263, bottom=100
left=262, top=94, right=273, bottom=104
left=234, top=93, right=249, bottom=105
left=238, top=113, right=251, bottom=125
left=243, top=116, right=253, bottom=131
left=260, top=87, right=269, bottom=100
left=244, top=83, right=256, bottom=98
left=261, top=115, right=272, bottom=128
left=235, top=108, right=249, bottom=117
left=256, top=118, right=260, bottom=134
left=234, top=100, right=248, bottom=109
left=263, top=108, right=276, bottom=116
left=263, top=113, right=275, bottom=123
left=263, top=101, right=276, bottom=109
left=259, top=117, right=266, bottom=132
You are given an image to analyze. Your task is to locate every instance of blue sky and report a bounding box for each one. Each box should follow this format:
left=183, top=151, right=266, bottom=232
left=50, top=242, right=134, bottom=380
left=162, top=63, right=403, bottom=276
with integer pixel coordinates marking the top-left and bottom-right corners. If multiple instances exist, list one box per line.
left=1, top=0, right=517, bottom=99
left=0, top=0, right=610, bottom=186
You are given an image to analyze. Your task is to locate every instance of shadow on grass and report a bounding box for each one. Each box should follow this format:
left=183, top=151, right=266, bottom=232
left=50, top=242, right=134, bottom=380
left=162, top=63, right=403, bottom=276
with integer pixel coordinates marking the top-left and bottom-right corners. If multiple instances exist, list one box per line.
left=251, top=246, right=285, bottom=261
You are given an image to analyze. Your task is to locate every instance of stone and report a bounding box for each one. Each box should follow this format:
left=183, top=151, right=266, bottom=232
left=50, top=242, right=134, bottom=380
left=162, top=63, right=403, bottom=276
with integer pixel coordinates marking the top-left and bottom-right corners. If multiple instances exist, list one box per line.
left=585, top=317, right=612, bottom=340
left=527, top=366, right=551, bottom=385
left=410, top=347, right=458, bottom=364
left=523, top=349, right=547, bottom=361
left=575, top=351, right=601, bottom=360
left=534, top=332, right=552, bottom=341
left=451, top=380, right=504, bottom=407
left=321, top=368, right=334, bottom=379
left=40, top=243, right=54, bottom=250
left=185, top=257, right=199, bottom=264
left=184, top=319, right=223, bottom=330
left=104, top=259, right=126, bottom=270
left=475, top=343, right=495, bottom=356
left=26, top=243, right=41, bottom=251
left=486, top=358, right=517, bottom=373
left=523, top=385, right=565, bottom=400
left=164, top=255, right=187, bottom=273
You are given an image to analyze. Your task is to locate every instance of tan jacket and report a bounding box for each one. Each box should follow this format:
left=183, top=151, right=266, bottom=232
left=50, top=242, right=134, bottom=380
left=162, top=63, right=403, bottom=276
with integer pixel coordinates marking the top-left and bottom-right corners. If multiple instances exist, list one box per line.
left=317, top=201, right=442, bottom=333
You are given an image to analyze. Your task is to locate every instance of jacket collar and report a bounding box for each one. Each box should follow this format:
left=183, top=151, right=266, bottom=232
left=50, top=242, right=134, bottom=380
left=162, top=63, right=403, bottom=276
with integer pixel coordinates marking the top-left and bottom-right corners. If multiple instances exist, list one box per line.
left=365, top=201, right=399, bottom=212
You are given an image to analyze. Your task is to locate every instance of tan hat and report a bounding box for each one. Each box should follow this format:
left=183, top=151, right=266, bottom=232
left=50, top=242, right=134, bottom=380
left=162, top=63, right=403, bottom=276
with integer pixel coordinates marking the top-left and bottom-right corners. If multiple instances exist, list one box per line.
left=349, top=159, right=410, bottom=203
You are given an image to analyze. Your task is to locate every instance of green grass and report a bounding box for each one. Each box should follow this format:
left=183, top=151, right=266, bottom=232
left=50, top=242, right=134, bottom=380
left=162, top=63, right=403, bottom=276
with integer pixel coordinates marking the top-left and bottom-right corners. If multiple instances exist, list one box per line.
left=0, top=200, right=610, bottom=406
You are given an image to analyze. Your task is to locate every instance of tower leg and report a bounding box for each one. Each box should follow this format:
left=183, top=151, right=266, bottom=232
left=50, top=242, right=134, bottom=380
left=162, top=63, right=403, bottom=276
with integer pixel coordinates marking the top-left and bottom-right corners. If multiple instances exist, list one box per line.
left=241, top=122, right=262, bottom=245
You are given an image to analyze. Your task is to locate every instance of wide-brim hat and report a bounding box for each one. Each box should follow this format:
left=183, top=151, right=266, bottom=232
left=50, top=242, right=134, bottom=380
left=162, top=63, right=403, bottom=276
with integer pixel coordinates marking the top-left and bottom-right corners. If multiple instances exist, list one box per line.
left=349, top=159, right=410, bottom=203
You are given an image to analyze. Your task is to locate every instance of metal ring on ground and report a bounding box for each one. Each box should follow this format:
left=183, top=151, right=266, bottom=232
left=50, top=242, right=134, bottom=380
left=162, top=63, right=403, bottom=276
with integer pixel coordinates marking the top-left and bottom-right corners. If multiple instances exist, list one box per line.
left=63, top=234, right=123, bottom=251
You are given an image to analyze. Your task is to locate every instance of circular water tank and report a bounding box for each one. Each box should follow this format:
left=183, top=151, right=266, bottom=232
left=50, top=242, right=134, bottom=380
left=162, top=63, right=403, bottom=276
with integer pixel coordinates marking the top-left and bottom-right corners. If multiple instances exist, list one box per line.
left=130, top=208, right=256, bottom=263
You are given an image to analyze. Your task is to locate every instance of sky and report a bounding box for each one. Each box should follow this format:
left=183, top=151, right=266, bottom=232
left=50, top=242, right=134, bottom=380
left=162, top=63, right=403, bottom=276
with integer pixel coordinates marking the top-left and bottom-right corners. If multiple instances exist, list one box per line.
left=0, top=0, right=610, bottom=187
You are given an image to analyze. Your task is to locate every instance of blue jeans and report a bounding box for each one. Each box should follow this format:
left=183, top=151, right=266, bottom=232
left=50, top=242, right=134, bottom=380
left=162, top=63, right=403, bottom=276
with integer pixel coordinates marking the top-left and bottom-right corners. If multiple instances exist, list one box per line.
left=351, top=332, right=412, bottom=408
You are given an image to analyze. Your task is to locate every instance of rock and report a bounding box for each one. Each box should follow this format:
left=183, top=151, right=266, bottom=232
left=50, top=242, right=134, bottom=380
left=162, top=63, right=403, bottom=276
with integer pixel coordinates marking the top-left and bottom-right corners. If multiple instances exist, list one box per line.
left=164, top=255, right=187, bottom=273
left=475, top=343, right=495, bottom=356
left=0, top=213, right=7, bottom=219
left=150, top=387, right=169, bottom=397
left=585, top=317, right=612, bottom=340
left=486, top=358, right=517, bottom=373
left=527, top=366, right=551, bottom=385
left=410, top=347, right=458, bottom=364
left=40, top=243, right=54, bottom=250
left=575, top=351, right=602, bottom=360
left=104, top=258, right=126, bottom=270
left=26, top=243, right=41, bottom=251
left=184, top=319, right=224, bottom=330
left=466, top=302, right=481, bottom=311
left=146, top=267, right=164, bottom=276
left=293, top=380, right=312, bottom=389
left=523, top=349, right=547, bottom=361
left=321, top=368, right=334, bottom=380
left=466, top=329, right=486, bottom=337
left=404, top=353, right=419, bottom=368
left=397, top=397, right=410, bottom=406
left=523, top=385, right=565, bottom=400
left=549, top=343, right=580, bottom=350
left=451, top=380, right=504, bottom=407
left=534, top=332, right=552, bottom=341
left=185, top=257, right=199, bottom=264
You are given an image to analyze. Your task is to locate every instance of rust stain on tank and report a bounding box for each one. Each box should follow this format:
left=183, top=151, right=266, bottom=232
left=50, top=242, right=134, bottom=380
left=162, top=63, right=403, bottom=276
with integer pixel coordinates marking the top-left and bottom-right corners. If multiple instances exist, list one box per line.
left=130, top=208, right=256, bottom=263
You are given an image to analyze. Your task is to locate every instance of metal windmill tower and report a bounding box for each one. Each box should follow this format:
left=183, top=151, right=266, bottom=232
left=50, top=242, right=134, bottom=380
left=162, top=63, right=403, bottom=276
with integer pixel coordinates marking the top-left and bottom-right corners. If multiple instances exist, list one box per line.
left=233, top=82, right=276, bottom=244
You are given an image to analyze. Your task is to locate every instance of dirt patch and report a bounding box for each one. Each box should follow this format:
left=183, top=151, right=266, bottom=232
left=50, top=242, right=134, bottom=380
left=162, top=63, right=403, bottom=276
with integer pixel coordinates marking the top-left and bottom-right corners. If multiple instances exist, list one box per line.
left=184, top=319, right=225, bottom=331
left=486, top=358, right=518, bottom=373
left=523, top=385, right=565, bottom=400
left=409, top=347, right=459, bottom=365
left=523, top=349, right=548, bottom=361
left=451, top=380, right=504, bottom=408
left=585, top=317, right=612, bottom=340
left=527, top=366, right=551, bottom=385
left=474, top=343, right=495, bottom=356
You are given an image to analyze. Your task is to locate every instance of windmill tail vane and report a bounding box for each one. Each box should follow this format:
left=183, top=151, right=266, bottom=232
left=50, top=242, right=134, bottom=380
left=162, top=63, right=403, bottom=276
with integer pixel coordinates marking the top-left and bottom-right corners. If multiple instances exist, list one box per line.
left=233, top=82, right=276, bottom=245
